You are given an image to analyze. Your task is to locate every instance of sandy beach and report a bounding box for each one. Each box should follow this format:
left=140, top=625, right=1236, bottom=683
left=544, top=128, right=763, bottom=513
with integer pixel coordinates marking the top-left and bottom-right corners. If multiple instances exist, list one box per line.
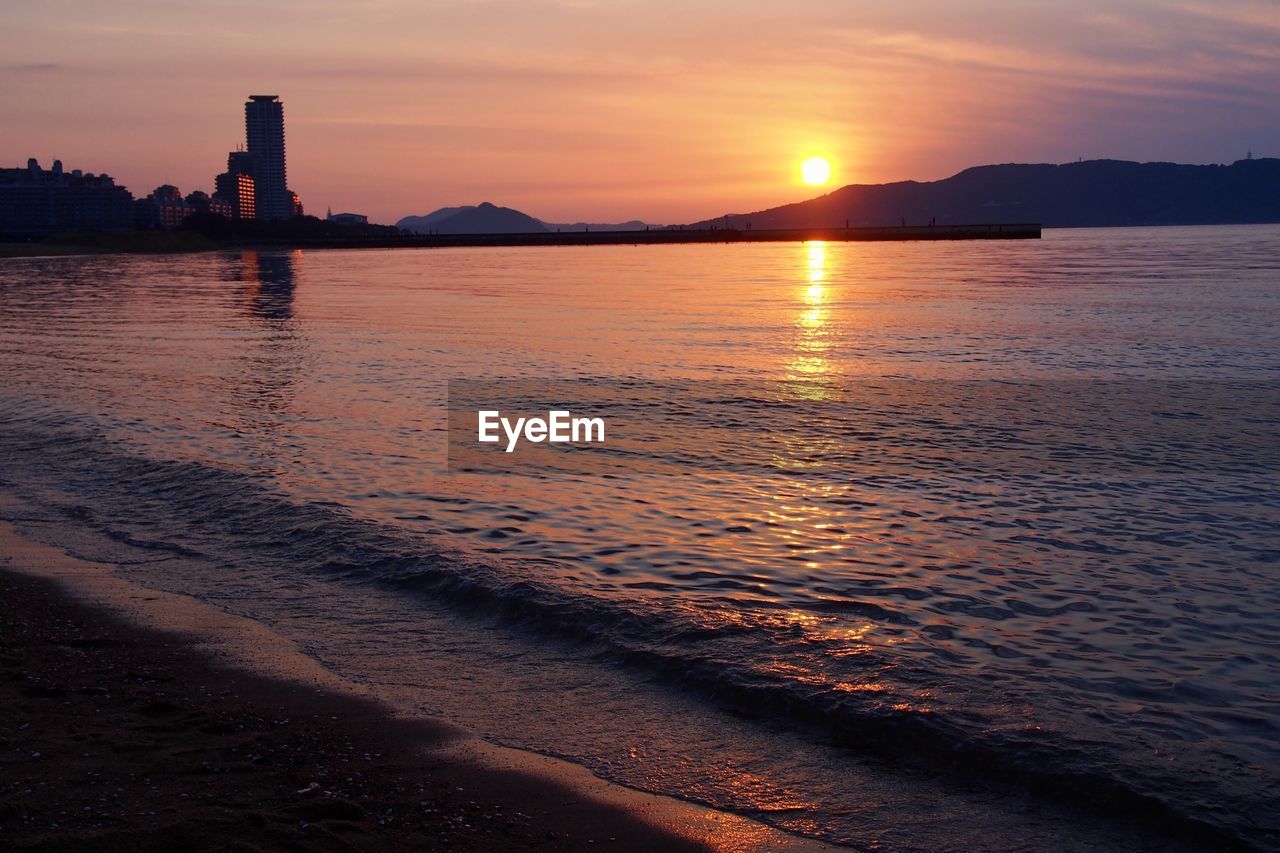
left=0, top=521, right=817, bottom=852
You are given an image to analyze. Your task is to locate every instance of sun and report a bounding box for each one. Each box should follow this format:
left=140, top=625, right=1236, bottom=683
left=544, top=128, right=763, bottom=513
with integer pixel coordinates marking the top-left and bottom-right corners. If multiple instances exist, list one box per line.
left=801, top=156, right=832, bottom=186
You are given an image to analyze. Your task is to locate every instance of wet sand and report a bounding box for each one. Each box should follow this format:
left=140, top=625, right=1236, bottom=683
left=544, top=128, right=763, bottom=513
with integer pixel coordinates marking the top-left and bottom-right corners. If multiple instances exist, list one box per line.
left=0, top=522, right=818, bottom=851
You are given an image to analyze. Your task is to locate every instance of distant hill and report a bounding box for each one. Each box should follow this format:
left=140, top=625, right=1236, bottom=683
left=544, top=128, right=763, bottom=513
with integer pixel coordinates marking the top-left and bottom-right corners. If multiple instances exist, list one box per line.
left=398, top=206, right=473, bottom=230
left=397, top=202, right=547, bottom=234
left=540, top=220, right=659, bottom=232
left=689, top=158, right=1280, bottom=229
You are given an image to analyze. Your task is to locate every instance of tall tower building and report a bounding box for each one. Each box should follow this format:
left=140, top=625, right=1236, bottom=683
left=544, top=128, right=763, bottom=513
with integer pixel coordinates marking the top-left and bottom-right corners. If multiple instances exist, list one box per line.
left=244, top=95, right=290, bottom=220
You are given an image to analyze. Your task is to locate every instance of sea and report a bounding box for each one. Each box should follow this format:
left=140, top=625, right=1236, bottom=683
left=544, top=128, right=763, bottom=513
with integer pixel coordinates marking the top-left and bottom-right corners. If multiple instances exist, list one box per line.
left=1, top=225, right=1276, bottom=850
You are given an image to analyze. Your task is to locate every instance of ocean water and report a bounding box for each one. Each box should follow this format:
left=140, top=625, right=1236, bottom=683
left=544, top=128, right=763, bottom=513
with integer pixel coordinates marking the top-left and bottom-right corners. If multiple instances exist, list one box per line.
left=1, top=226, right=1277, bottom=850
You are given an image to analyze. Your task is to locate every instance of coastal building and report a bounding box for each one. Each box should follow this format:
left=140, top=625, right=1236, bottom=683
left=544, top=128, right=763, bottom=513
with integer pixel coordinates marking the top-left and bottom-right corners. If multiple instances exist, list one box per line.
left=0, top=158, right=135, bottom=237
left=244, top=95, right=295, bottom=220
left=213, top=151, right=257, bottom=220
left=326, top=208, right=368, bottom=224
left=135, top=185, right=235, bottom=230
left=214, top=172, right=256, bottom=220
left=184, top=190, right=234, bottom=220
left=136, top=184, right=195, bottom=230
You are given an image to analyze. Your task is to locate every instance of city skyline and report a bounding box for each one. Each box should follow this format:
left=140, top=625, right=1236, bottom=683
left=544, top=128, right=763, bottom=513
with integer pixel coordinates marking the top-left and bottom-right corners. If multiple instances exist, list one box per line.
left=0, top=93, right=309, bottom=237
left=2, top=1, right=1278, bottom=224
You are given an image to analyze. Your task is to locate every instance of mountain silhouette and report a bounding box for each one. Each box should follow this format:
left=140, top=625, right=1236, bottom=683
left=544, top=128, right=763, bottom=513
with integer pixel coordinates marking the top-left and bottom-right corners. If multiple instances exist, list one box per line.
left=397, top=206, right=473, bottom=229
left=539, top=219, right=659, bottom=232
left=690, top=158, right=1280, bottom=229
left=397, top=202, right=548, bottom=234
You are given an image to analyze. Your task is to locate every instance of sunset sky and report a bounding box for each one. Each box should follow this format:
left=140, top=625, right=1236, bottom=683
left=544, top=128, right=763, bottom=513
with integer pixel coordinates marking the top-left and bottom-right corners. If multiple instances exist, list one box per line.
left=3, top=0, right=1277, bottom=224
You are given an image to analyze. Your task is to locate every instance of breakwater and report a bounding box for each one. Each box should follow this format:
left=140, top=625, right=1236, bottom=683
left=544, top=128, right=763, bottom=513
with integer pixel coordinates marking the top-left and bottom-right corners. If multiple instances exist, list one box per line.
left=252, top=222, right=1041, bottom=250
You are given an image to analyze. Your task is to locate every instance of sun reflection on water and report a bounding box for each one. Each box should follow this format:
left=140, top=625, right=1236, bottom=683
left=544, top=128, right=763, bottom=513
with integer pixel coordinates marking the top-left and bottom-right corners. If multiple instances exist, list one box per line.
left=786, top=242, right=837, bottom=384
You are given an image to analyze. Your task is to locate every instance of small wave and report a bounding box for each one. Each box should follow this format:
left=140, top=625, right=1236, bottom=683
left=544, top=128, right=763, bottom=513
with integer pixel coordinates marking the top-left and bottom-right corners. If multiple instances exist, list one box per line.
left=0, top=414, right=1270, bottom=850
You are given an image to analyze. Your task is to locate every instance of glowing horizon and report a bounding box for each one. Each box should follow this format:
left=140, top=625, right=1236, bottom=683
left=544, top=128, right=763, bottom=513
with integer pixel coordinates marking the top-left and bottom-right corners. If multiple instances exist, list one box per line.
left=2, top=0, right=1276, bottom=225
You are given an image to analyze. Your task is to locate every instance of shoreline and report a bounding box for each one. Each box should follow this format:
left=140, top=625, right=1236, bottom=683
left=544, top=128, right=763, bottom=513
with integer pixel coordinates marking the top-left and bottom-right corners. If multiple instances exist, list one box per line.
left=0, top=520, right=824, bottom=851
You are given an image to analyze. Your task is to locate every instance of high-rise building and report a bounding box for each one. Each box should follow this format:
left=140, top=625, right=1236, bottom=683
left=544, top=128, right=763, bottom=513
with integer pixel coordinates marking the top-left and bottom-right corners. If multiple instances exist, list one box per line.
left=244, top=95, right=290, bottom=220
left=213, top=150, right=257, bottom=220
